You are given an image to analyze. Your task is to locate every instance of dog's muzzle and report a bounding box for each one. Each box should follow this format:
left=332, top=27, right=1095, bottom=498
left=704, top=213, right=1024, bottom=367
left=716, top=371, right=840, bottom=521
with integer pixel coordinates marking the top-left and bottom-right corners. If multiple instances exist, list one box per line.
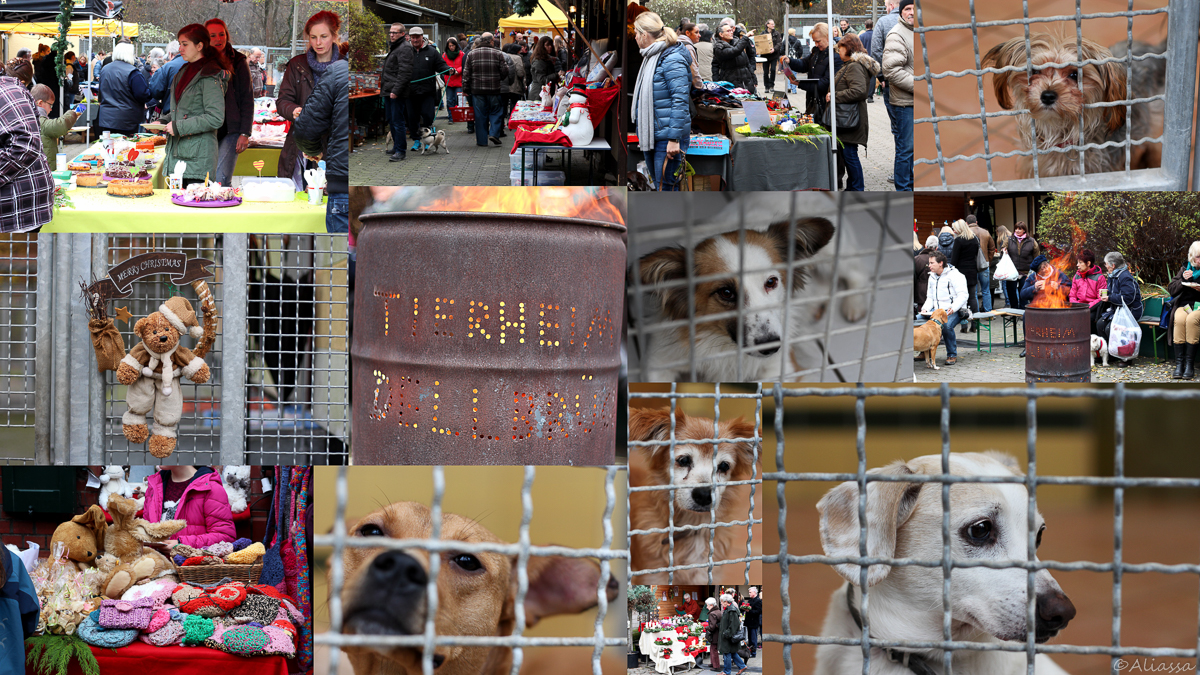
left=687, top=487, right=712, bottom=511
left=344, top=550, right=430, bottom=641
left=1035, top=589, right=1076, bottom=642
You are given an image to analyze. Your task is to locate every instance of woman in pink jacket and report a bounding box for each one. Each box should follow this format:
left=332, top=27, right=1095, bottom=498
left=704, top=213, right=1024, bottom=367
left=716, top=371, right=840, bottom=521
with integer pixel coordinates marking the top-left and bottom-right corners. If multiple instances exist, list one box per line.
left=1069, top=249, right=1108, bottom=335
left=142, top=466, right=236, bottom=548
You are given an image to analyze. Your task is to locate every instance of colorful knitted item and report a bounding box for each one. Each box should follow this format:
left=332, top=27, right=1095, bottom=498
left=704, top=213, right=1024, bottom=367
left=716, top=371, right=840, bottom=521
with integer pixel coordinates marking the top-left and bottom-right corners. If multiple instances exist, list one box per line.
left=182, top=555, right=223, bottom=566
left=182, top=614, right=215, bottom=645
left=206, top=541, right=234, bottom=557
left=77, top=610, right=139, bottom=648
left=213, top=625, right=271, bottom=655
left=232, top=537, right=253, bottom=552
left=173, top=554, right=187, bottom=565
left=292, top=465, right=312, bottom=671
left=247, top=584, right=297, bottom=606
left=180, top=582, right=248, bottom=617
left=262, top=625, right=296, bottom=657
left=99, top=597, right=157, bottom=630
left=140, top=616, right=185, bottom=647
left=146, top=607, right=171, bottom=633
left=122, top=578, right=176, bottom=606
left=172, top=544, right=203, bottom=558
left=225, top=542, right=265, bottom=564
left=171, top=584, right=203, bottom=607
left=229, top=594, right=280, bottom=625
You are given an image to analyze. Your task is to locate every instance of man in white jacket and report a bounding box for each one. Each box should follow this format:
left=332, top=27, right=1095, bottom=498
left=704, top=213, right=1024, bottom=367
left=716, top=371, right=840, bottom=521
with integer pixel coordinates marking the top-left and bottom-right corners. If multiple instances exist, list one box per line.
left=918, top=251, right=969, bottom=365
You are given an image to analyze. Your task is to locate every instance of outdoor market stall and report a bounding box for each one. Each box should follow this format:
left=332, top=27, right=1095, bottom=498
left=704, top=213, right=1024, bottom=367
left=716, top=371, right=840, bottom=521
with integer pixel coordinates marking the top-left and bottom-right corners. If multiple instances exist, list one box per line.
left=724, top=105, right=834, bottom=190
left=637, top=618, right=708, bottom=674
left=498, top=0, right=568, bottom=40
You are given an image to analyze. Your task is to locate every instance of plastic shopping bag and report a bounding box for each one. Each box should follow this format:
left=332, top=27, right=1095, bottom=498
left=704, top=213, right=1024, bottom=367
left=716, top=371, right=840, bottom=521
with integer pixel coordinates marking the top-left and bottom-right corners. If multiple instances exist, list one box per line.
left=1108, top=299, right=1142, bottom=361
left=993, top=251, right=1019, bottom=281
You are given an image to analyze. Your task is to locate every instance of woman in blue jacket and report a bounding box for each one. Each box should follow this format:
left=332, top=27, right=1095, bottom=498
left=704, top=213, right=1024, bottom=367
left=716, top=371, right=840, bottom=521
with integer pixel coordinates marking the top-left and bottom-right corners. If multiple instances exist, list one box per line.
left=1096, top=250, right=1143, bottom=340
left=632, top=11, right=692, bottom=191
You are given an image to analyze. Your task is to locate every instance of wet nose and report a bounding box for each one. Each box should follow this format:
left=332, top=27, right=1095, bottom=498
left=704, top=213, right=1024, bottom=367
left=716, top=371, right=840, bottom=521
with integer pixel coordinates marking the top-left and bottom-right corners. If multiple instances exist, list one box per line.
left=369, top=550, right=428, bottom=593
left=1036, top=589, right=1076, bottom=631
left=752, top=334, right=780, bottom=356
left=1040, top=90, right=1058, bottom=106
left=692, top=487, right=712, bottom=508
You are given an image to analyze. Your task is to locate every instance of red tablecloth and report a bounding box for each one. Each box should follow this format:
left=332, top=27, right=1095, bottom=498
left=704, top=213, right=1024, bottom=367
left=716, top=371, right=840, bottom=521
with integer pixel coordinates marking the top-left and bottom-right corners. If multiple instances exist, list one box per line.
left=58, top=641, right=289, bottom=675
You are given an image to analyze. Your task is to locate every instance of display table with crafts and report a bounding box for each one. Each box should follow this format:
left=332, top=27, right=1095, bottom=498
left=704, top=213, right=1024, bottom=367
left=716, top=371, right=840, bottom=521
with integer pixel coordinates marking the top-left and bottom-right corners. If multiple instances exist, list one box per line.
left=58, top=641, right=288, bottom=675
left=726, top=107, right=834, bottom=190
left=638, top=623, right=708, bottom=674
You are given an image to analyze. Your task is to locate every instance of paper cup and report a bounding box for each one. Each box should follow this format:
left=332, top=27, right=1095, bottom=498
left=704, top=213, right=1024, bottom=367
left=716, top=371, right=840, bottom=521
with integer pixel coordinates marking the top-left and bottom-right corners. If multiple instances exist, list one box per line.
left=56, top=153, right=67, bottom=171
left=307, top=187, right=323, bottom=204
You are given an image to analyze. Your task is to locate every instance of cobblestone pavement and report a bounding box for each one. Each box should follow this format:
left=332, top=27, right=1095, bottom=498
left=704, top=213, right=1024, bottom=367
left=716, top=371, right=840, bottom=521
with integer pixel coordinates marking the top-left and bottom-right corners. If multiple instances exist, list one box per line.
left=754, top=65, right=899, bottom=192
left=913, top=320, right=1178, bottom=383
left=628, top=649, right=764, bottom=674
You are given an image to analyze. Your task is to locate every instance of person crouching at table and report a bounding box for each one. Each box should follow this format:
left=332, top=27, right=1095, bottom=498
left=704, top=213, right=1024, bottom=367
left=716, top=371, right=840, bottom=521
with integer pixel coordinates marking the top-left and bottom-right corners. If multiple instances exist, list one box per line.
left=161, top=23, right=229, bottom=188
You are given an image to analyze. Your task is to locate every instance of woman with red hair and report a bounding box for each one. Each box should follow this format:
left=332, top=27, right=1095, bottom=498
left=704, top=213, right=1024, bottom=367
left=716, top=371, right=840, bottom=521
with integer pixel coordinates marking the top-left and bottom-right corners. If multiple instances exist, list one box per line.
left=161, top=23, right=230, bottom=187
left=276, top=9, right=344, bottom=190
left=204, top=17, right=254, bottom=186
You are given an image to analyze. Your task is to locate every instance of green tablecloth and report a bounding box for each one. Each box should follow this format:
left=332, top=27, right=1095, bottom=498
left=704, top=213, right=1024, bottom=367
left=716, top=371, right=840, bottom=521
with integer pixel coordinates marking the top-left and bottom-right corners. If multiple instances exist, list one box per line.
left=46, top=192, right=327, bottom=232
left=235, top=147, right=282, bottom=177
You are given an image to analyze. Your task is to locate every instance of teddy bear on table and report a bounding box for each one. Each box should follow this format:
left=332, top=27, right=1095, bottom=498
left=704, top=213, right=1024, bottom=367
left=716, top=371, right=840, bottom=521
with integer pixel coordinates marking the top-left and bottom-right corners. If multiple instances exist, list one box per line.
left=50, top=504, right=108, bottom=572
left=116, top=296, right=211, bottom=459
left=95, top=494, right=185, bottom=599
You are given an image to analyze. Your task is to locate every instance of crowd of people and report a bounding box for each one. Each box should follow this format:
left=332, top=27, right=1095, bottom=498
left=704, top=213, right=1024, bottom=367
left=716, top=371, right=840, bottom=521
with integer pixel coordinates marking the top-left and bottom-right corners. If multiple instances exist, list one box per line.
left=630, top=0, right=913, bottom=191
left=668, top=586, right=761, bottom=673
left=379, top=24, right=576, bottom=160
left=0, top=9, right=348, bottom=233
left=915, top=217, right=1147, bottom=369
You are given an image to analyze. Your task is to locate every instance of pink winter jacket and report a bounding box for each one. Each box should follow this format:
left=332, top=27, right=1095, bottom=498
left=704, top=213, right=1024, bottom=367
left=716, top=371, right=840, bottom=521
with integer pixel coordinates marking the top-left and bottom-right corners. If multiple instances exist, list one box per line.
left=143, top=469, right=236, bottom=547
left=1069, top=265, right=1108, bottom=308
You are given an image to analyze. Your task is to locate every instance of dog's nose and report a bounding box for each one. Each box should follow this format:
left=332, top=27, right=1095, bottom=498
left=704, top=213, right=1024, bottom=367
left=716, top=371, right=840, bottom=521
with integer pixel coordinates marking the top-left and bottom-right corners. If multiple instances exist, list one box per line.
left=1036, top=589, right=1076, bottom=631
left=692, top=487, right=712, bottom=508
left=1040, top=90, right=1058, bottom=106
left=752, top=334, right=780, bottom=356
left=370, top=550, right=428, bottom=592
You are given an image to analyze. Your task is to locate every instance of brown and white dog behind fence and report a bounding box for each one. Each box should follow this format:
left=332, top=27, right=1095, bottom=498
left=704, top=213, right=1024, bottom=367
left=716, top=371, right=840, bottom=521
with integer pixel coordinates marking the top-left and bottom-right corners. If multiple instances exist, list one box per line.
left=983, top=34, right=1128, bottom=178
left=628, top=407, right=759, bottom=585
left=330, top=501, right=620, bottom=675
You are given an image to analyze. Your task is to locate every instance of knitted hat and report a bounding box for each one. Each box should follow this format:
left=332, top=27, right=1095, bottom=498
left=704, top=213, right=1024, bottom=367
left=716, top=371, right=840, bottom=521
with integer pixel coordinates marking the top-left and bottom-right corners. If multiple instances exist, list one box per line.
left=226, top=542, right=266, bottom=564
left=232, top=537, right=253, bottom=552
left=1030, top=255, right=1048, bottom=272
left=159, top=296, right=204, bottom=339
left=898, top=0, right=913, bottom=11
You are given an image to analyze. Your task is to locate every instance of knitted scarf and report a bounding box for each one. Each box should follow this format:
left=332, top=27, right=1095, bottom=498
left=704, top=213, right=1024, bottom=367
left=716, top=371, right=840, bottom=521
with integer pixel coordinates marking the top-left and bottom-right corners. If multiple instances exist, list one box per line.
left=306, top=47, right=343, bottom=84
left=632, top=40, right=667, bottom=151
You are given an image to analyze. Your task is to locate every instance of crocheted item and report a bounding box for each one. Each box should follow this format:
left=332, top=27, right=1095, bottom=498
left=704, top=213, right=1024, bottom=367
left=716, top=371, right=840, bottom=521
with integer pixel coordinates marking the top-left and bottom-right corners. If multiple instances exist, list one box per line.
left=182, top=555, right=223, bottom=566
left=182, top=614, right=215, bottom=645
left=206, top=541, right=234, bottom=557
left=262, top=625, right=296, bottom=657
left=225, top=542, right=265, bottom=564
left=99, top=597, right=156, bottom=630
left=171, top=584, right=203, bottom=606
left=180, top=582, right=248, bottom=617
left=292, top=465, right=312, bottom=671
left=173, top=554, right=186, bottom=565
left=77, top=610, right=139, bottom=648
left=247, top=584, right=297, bottom=605
left=140, top=617, right=185, bottom=647
left=172, top=544, right=203, bottom=558
left=214, top=625, right=271, bottom=655
left=232, top=537, right=253, bottom=552
left=122, top=578, right=176, bottom=606
left=229, top=594, right=280, bottom=625
left=146, top=607, right=171, bottom=633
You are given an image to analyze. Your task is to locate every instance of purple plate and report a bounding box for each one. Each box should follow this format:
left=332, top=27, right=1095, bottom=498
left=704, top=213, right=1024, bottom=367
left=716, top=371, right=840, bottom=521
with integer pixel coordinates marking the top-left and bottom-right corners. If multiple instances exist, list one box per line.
left=170, top=194, right=242, bottom=208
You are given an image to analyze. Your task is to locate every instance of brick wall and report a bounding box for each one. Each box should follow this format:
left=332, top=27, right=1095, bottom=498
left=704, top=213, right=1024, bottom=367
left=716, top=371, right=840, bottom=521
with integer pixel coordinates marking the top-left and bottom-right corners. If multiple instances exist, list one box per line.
left=0, top=465, right=282, bottom=556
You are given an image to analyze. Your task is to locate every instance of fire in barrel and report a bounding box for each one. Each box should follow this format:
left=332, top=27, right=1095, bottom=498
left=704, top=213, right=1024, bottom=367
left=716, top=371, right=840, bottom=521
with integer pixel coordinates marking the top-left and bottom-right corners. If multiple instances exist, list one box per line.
left=1024, top=247, right=1090, bottom=384
left=351, top=187, right=627, bottom=465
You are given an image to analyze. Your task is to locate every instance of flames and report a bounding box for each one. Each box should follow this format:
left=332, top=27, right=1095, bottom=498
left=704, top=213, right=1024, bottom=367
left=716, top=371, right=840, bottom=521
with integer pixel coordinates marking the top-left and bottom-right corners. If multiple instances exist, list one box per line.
left=1028, top=216, right=1086, bottom=309
left=402, top=187, right=626, bottom=224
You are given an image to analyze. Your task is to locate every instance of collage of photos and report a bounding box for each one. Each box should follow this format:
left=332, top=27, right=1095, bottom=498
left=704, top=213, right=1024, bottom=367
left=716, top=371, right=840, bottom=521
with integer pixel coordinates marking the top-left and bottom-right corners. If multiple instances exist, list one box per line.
left=2, top=1, right=1199, bottom=675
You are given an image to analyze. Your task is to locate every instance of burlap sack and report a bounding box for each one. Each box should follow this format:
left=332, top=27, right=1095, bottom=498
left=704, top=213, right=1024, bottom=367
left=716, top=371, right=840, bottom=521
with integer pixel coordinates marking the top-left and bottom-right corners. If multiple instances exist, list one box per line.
left=89, top=318, right=126, bottom=372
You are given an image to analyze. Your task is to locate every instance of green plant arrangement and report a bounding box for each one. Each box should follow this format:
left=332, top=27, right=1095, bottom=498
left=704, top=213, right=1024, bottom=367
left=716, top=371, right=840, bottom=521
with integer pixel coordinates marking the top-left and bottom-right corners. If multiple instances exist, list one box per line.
left=348, top=2, right=387, bottom=73
left=26, top=635, right=101, bottom=675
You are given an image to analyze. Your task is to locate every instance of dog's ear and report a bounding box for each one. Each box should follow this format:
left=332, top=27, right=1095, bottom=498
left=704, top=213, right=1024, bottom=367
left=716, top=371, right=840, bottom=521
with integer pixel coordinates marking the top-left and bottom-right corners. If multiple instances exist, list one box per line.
left=980, top=450, right=1025, bottom=476
left=766, top=218, right=835, bottom=291
left=982, top=38, right=1023, bottom=110
left=628, top=406, right=683, bottom=445
left=723, top=416, right=759, bottom=480
left=1080, top=37, right=1126, bottom=133
left=518, top=556, right=606, bottom=626
left=638, top=246, right=690, bottom=320
left=816, top=460, right=923, bottom=587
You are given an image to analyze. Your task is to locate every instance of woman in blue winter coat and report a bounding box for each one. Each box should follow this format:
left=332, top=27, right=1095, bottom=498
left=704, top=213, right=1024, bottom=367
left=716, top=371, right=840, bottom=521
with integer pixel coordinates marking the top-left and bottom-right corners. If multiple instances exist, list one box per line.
left=632, top=11, right=692, bottom=190
left=1096, top=250, right=1143, bottom=341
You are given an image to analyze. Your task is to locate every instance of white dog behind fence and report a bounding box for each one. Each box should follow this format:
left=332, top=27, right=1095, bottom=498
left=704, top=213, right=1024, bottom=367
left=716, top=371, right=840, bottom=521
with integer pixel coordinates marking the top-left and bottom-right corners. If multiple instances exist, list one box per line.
left=814, top=451, right=1075, bottom=675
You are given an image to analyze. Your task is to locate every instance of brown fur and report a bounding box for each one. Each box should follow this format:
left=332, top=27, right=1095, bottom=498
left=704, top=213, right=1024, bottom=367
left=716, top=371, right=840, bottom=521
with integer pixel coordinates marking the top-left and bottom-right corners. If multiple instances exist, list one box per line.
left=97, top=494, right=185, bottom=598
left=331, top=501, right=619, bottom=675
left=50, top=504, right=108, bottom=571
left=628, top=407, right=758, bottom=584
left=914, top=308, right=949, bottom=369
left=983, top=34, right=1127, bottom=178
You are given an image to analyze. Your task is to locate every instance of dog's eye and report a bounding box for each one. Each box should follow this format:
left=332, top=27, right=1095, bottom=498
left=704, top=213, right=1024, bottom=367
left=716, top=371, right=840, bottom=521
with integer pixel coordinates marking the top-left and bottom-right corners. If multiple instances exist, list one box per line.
left=357, top=524, right=384, bottom=537
left=676, top=455, right=693, bottom=469
left=1036, top=524, right=1045, bottom=549
left=964, top=519, right=993, bottom=545
left=451, top=553, right=483, bottom=572
left=1067, top=70, right=1078, bottom=81
left=764, top=277, right=778, bottom=291
left=715, top=286, right=736, bottom=303
left=717, top=461, right=730, bottom=473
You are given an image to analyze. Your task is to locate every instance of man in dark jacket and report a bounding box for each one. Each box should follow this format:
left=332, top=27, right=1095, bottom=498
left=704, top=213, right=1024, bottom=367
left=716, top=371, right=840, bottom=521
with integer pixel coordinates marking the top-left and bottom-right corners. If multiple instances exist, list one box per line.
left=381, top=23, right=413, bottom=161
left=718, top=595, right=746, bottom=674
left=859, top=19, right=875, bottom=102
left=293, top=59, right=348, bottom=233
left=763, top=19, right=785, bottom=94
left=206, top=19, right=254, bottom=186
left=781, top=24, right=841, bottom=116
left=403, top=27, right=442, bottom=152
left=744, top=587, right=762, bottom=659
left=462, top=33, right=509, bottom=147
left=712, top=24, right=756, bottom=91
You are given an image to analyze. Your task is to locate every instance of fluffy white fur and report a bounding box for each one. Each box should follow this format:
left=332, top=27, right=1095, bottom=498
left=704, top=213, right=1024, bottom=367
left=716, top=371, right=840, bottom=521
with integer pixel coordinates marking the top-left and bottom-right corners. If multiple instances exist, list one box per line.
left=1090, top=334, right=1109, bottom=367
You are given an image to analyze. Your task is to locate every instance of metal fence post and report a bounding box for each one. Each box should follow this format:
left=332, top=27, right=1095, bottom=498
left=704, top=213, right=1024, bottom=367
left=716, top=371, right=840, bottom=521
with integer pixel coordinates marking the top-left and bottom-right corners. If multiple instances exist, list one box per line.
left=68, top=235, right=92, bottom=464
left=51, top=235, right=71, bottom=464
left=89, top=236, right=107, bottom=463
left=1166, top=0, right=1200, bottom=187
left=220, top=234, right=249, bottom=465
left=34, top=234, right=52, bottom=465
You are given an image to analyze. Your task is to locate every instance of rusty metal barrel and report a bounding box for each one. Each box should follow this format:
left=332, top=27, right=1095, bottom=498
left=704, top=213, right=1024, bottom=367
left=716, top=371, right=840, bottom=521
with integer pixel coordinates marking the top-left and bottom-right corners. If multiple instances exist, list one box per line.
left=1024, top=304, right=1092, bottom=383
left=352, top=211, right=626, bottom=465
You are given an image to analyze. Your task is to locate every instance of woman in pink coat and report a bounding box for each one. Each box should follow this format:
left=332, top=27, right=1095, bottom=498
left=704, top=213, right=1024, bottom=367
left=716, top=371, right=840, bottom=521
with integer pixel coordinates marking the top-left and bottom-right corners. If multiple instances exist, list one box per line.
left=1069, top=249, right=1108, bottom=334
left=142, top=465, right=236, bottom=548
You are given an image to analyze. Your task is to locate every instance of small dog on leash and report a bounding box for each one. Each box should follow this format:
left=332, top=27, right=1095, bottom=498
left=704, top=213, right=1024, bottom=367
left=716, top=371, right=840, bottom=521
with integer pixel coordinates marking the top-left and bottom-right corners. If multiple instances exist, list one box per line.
left=914, top=308, right=949, bottom=369
left=419, top=127, right=449, bottom=155
left=1091, top=333, right=1109, bottom=366
left=983, top=33, right=1127, bottom=178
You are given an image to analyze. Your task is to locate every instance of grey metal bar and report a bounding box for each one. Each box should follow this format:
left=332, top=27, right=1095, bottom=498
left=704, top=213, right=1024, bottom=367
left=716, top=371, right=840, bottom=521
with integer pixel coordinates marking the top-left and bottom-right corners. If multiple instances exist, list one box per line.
left=220, top=234, right=248, bottom=464
left=1162, top=0, right=1199, bottom=188
left=88, top=235, right=106, bottom=464
left=51, top=234, right=70, bottom=463
left=34, top=233, right=51, bottom=465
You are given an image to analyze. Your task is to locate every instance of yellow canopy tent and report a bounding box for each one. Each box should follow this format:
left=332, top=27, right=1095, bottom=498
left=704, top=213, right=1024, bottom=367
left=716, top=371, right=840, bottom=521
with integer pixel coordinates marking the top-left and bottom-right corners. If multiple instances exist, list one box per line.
left=0, top=20, right=138, bottom=37
left=498, top=0, right=568, bottom=32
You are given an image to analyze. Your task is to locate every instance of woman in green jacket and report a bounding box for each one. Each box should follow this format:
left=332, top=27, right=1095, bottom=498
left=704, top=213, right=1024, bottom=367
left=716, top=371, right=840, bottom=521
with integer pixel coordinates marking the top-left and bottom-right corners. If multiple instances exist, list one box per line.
left=161, top=23, right=229, bottom=187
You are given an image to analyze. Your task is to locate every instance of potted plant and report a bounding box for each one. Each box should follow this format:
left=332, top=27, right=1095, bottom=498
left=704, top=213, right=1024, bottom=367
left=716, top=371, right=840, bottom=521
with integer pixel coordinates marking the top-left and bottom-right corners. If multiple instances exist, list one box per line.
left=628, top=585, right=656, bottom=668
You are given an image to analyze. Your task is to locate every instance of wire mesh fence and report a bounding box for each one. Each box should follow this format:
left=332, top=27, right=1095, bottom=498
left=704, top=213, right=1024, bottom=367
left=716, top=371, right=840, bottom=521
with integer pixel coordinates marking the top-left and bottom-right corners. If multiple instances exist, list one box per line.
left=764, top=383, right=1200, bottom=675
left=314, top=465, right=626, bottom=675
left=626, top=192, right=912, bottom=383
left=0, top=234, right=38, bottom=463
left=627, top=384, right=763, bottom=585
left=915, top=0, right=1200, bottom=190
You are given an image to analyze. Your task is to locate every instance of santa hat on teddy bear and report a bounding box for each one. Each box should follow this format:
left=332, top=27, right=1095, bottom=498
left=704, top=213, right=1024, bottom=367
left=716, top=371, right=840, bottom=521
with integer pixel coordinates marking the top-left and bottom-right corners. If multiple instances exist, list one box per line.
left=159, top=296, right=204, bottom=339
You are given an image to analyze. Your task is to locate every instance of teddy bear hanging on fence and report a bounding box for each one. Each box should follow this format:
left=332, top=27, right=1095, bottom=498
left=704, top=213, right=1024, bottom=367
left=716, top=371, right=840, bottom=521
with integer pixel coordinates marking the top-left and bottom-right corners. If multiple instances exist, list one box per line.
left=116, top=296, right=213, bottom=458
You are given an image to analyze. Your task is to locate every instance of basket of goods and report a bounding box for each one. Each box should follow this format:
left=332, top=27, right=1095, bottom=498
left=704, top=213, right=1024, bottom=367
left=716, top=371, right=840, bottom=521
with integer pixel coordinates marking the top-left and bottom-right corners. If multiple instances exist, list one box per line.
left=172, top=539, right=265, bottom=585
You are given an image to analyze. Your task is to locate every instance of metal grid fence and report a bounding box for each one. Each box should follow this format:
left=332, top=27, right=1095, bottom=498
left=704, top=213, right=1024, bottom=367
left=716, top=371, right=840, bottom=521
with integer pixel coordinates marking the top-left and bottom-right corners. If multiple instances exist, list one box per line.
left=627, top=384, right=763, bottom=585
left=314, top=465, right=626, bottom=675
left=626, top=192, right=912, bottom=383
left=765, top=383, right=1200, bottom=674
left=0, top=234, right=38, bottom=463
left=915, top=0, right=1200, bottom=191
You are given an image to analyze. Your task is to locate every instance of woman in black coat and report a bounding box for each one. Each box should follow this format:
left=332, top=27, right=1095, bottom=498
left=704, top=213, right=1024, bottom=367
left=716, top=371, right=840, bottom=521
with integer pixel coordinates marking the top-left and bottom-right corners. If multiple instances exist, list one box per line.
left=949, top=218, right=981, bottom=330
left=712, top=23, right=756, bottom=91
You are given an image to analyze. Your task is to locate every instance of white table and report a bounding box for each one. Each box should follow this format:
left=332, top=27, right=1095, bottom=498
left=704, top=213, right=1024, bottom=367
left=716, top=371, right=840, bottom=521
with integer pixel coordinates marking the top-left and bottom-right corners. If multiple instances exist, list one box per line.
left=638, top=628, right=706, bottom=674
left=518, top=137, right=612, bottom=186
